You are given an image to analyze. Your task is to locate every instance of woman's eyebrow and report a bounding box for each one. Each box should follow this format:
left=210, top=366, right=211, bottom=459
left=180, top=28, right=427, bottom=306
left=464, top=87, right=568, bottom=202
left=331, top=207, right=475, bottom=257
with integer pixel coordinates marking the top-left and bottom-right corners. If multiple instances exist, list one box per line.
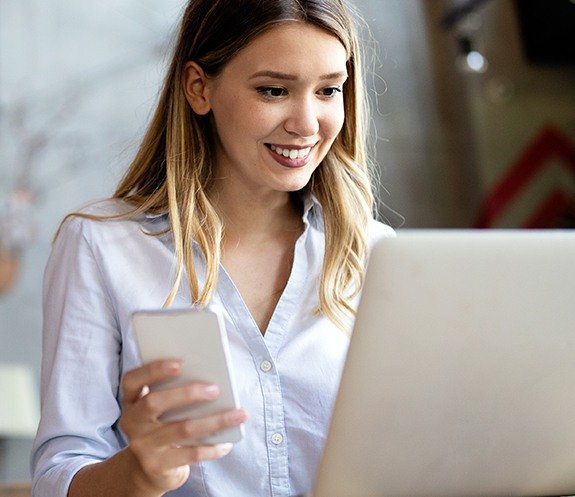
left=248, top=70, right=348, bottom=80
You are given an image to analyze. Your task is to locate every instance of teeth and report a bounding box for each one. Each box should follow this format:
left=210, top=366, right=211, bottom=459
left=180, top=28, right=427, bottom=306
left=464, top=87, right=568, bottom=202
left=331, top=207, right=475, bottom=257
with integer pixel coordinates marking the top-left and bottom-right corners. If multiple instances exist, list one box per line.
left=270, top=145, right=312, bottom=160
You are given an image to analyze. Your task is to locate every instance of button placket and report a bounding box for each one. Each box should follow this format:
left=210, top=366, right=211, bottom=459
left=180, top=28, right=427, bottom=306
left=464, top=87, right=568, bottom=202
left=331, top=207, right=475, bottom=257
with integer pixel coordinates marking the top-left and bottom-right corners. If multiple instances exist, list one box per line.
left=271, top=433, right=284, bottom=445
left=260, top=360, right=272, bottom=372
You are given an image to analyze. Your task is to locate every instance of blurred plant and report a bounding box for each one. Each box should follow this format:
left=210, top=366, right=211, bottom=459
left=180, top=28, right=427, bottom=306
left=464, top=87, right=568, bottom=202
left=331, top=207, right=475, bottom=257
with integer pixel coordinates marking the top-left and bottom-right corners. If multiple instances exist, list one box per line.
left=0, top=0, right=176, bottom=295
left=0, top=190, right=34, bottom=295
left=0, top=79, right=93, bottom=294
left=1, top=91, right=86, bottom=196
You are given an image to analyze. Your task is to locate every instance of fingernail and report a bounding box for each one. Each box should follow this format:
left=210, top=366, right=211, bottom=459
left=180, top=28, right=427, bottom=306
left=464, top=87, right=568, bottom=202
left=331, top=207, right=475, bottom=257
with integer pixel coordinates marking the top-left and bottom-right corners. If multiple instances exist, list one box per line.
left=218, top=443, right=233, bottom=456
left=164, top=360, right=182, bottom=374
left=203, top=384, right=219, bottom=398
left=228, top=410, right=247, bottom=425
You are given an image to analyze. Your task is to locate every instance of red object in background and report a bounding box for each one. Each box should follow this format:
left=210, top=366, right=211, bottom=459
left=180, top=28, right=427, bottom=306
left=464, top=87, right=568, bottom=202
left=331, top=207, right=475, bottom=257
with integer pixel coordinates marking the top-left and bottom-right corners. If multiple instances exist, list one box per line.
left=475, top=124, right=575, bottom=228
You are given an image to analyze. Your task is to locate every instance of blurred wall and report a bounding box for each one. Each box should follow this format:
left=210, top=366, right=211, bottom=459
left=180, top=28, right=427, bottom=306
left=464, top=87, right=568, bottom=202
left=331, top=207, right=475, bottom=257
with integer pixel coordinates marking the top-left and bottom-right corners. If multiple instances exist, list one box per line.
left=359, top=0, right=463, bottom=227
left=0, top=0, right=184, bottom=481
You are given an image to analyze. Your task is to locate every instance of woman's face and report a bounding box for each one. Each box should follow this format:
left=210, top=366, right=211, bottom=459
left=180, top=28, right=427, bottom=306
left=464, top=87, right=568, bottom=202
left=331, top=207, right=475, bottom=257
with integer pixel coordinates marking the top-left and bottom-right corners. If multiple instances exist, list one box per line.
left=188, top=22, right=348, bottom=197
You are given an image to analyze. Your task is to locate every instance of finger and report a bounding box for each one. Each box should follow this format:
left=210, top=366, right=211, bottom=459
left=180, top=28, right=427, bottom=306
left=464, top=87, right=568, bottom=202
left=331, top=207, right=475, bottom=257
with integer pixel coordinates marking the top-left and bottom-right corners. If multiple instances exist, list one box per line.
left=171, top=443, right=234, bottom=466
left=134, top=383, right=221, bottom=422
left=155, top=408, right=248, bottom=447
left=122, top=359, right=182, bottom=404
left=128, top=411, right=243, bottom=471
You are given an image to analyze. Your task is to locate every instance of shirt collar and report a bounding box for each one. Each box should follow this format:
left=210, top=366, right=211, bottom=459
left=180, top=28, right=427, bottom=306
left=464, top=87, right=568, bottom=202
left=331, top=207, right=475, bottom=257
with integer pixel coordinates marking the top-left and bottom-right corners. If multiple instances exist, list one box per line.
left=301, top=193, right=323, bottom=228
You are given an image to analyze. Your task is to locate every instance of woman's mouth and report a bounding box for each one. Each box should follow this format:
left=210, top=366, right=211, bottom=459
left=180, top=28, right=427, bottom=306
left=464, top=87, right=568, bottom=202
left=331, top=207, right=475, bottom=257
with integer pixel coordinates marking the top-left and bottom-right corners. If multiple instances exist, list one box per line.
left=268, top=144, right=313, bottom=160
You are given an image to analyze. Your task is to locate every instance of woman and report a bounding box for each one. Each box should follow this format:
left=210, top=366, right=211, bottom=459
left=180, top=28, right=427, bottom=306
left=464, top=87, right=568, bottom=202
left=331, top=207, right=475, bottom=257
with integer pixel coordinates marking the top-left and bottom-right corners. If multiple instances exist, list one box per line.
left=31, top=0, right=394, bottom=496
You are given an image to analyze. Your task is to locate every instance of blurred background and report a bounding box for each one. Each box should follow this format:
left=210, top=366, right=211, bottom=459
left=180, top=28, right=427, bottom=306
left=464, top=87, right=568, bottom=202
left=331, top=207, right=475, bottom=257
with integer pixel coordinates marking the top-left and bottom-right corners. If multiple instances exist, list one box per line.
left=0, top=0, right=574, bottom=484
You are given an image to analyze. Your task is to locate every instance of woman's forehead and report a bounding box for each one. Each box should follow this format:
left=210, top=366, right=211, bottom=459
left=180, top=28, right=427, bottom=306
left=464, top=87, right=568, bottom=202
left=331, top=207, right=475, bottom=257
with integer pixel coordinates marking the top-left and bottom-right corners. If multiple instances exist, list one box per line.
left=222, top=22, right=348, bottom=79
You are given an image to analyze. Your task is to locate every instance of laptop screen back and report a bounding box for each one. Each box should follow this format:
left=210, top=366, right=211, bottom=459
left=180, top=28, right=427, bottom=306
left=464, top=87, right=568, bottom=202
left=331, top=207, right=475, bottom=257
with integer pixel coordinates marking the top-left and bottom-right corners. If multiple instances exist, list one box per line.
left=314, top=231, right=575, bottom=497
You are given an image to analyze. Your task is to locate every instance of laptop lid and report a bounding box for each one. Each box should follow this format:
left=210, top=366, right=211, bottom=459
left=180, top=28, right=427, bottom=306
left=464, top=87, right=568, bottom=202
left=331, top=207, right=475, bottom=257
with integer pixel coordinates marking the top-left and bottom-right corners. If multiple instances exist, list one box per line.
left=314, top=230, right=575, bottom=497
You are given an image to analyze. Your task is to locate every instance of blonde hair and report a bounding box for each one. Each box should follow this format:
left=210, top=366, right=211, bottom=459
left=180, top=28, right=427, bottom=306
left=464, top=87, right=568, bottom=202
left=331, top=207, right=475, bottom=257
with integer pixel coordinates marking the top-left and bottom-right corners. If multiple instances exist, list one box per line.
left=71, top=0, right=375, bottom=330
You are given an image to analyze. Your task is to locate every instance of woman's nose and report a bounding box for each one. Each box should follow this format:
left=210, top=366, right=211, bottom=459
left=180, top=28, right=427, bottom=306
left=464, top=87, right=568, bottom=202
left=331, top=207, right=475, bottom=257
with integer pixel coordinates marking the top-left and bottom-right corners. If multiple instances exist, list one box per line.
left=283, top=97, right=320, bottom=137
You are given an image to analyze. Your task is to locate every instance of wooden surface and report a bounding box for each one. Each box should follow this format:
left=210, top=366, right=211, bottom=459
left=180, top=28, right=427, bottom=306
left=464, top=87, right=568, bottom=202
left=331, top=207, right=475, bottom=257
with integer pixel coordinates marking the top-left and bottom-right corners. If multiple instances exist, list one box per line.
left=0, top=484, right=31, bottom=497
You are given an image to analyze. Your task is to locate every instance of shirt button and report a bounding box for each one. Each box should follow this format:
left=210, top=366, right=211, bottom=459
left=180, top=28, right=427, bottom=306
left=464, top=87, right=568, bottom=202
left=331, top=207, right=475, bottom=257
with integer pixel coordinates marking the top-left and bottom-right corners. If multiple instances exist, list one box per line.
left=271, top=433, right=284, bottom=445
left=260, top=360, right=272, bottom=372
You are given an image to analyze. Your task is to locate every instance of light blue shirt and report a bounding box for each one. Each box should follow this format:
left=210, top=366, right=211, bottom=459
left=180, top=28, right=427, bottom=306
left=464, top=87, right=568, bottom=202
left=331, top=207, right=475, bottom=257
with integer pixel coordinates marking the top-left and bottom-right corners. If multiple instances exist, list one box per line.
left=31, top=196, right=394, bottom=497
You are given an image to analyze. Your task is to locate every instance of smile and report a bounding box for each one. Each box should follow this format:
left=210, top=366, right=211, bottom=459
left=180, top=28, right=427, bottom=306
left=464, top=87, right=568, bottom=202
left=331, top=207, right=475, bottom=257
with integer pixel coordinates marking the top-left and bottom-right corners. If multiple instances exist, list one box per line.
left=268, top=144, right=313, bottom=160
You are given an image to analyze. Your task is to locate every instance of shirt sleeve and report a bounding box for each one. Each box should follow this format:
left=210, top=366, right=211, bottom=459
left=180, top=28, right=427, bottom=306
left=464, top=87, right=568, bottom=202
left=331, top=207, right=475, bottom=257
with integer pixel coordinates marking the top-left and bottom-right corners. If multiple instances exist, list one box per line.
left=368, top=219, right=396, bottom=248
left=31, top=216, right=123, bottom=497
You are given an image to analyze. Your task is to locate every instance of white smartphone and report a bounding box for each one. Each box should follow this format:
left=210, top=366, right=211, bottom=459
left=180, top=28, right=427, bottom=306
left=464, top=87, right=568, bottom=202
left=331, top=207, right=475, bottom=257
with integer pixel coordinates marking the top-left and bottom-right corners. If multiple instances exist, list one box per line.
left=132, top=306, right=243, bottom=445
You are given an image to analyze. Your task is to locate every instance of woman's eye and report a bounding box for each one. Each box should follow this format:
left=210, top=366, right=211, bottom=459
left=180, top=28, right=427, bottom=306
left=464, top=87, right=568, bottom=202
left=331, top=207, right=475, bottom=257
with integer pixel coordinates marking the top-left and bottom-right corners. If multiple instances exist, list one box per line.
left=257, top=87, right=288, bottom=98
left=319, top=87, right=343, bottom=98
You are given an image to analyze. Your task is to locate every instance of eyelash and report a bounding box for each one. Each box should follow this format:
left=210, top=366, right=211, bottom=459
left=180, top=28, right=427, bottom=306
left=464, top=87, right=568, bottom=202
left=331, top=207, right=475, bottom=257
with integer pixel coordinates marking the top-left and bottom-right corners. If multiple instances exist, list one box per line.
left=256, top=86, right=343, bottom=99
left=257, top=87, right=287, bottom=98
left=320, top=87, right=343, bottom=97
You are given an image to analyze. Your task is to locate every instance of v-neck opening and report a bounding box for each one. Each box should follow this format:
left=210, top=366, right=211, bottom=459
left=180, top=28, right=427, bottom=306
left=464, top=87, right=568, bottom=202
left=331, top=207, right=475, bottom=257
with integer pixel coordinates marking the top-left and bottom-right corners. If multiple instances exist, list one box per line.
left=216, top=227, right=309, bottom=346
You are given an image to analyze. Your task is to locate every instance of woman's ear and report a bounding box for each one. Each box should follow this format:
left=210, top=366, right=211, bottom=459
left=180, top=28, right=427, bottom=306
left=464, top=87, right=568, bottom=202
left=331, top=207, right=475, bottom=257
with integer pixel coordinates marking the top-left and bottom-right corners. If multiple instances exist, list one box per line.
left=183, top=61, right=212, bottom=115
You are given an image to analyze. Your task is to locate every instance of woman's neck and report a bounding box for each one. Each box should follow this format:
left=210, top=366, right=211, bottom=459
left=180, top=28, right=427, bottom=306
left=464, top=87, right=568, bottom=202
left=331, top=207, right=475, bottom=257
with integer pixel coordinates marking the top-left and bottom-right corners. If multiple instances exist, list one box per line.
left=208, top=185, right=303, bottom=239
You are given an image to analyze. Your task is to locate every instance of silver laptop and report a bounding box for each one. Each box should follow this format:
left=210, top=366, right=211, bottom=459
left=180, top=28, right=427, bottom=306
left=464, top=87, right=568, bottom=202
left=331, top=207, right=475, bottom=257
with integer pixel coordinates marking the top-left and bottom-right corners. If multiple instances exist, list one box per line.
left=313, top=230, right=575, bottom=497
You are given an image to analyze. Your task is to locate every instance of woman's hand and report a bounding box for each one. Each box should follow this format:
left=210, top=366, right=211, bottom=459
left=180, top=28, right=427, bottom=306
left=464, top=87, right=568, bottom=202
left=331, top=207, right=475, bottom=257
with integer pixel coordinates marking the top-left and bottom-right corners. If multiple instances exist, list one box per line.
left=119, top=359, right=248, bottom=494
